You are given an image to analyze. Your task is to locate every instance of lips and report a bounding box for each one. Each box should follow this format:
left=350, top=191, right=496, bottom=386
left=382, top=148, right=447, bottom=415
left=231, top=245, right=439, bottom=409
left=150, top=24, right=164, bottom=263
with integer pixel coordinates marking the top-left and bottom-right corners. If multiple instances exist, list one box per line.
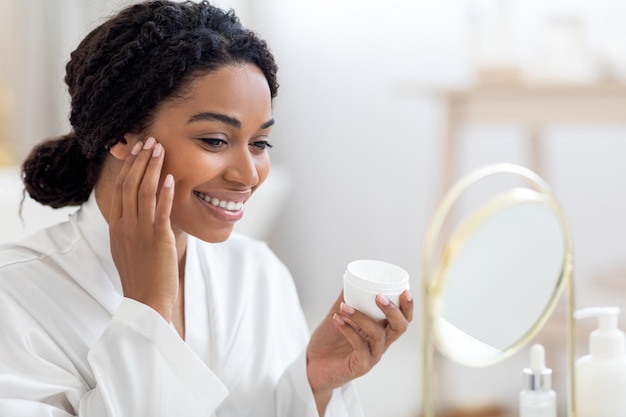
left=193, top=190, right=244, bottom=211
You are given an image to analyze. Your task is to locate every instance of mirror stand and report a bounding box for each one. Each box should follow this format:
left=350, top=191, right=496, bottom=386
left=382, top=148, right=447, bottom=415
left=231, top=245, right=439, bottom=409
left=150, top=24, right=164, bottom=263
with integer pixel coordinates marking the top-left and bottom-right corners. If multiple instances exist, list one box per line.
left=420, top=163, right=576, bottom=417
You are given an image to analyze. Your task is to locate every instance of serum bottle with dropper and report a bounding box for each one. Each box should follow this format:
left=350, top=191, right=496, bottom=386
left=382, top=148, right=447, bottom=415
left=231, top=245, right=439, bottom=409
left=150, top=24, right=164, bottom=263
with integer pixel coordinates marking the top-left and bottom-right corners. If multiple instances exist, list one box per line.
left=519, top=344, right=557, bottom=417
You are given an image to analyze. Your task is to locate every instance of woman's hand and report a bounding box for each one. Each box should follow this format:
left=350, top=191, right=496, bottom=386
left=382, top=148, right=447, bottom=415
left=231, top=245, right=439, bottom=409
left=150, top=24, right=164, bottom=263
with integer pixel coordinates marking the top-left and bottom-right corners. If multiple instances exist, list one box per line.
left=108, top=137, right=178, bottom=322
left=306, top=290, right=413, bottom=414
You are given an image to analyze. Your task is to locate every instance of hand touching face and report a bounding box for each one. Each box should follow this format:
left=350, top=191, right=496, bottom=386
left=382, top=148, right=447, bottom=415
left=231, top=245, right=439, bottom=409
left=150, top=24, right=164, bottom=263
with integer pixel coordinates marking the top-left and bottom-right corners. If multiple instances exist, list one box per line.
left=104, top=63, right=274, bottom=325
left=116, top=64, right=274, bottom=244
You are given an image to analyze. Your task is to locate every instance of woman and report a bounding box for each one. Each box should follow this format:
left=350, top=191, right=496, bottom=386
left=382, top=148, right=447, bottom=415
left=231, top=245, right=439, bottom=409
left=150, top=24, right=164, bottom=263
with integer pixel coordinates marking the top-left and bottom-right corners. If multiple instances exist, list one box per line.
left=0, top=1, right=413, bottom=416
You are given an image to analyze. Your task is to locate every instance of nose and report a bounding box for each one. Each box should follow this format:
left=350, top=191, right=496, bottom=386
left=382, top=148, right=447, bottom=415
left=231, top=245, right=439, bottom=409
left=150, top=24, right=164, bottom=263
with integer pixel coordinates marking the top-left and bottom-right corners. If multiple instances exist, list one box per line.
left=223, top=146, right=259, bottom=188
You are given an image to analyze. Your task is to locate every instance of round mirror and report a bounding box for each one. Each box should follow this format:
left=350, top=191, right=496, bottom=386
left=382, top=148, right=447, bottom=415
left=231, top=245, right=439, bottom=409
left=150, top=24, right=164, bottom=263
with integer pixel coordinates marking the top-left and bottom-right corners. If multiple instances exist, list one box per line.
left=433, top=187, right=568, bottom=366
left=420, top=163, right=575, bottom=417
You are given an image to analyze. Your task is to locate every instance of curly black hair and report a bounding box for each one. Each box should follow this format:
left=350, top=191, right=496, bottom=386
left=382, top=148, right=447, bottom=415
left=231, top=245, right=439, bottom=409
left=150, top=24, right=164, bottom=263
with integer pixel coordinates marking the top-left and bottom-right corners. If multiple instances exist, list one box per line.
left=22, top=0, right=278, bottom=208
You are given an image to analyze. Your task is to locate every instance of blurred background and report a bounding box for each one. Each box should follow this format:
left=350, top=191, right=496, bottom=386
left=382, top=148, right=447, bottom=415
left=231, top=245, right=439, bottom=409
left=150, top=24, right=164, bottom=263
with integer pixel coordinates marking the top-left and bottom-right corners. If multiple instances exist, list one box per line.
left=2, top=0, right=626, bottom=416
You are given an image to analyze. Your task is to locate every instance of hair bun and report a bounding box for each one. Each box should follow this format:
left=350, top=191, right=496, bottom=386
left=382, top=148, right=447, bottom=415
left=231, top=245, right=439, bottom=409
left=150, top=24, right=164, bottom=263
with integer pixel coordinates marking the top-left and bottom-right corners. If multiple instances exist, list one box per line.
left=21, top=133, right=100, bottom=208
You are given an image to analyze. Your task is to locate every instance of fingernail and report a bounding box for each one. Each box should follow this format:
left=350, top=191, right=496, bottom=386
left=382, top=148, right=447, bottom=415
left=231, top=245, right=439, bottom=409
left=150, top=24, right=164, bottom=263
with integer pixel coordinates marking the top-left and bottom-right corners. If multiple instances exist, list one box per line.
left=131, top=142, right=143, bottom=155
left=163, top=174, right=174, bottom=188
left=152, top=143, right=162, bottom=157
left=377, top=294, right=390, bottom=306
left=340, top=302, right=355, bottom=315
left=333, top=313, right=345, bottom=325
left=405, top=290, right=413, bottom=303
left=143, top=137, right=156, bottom=149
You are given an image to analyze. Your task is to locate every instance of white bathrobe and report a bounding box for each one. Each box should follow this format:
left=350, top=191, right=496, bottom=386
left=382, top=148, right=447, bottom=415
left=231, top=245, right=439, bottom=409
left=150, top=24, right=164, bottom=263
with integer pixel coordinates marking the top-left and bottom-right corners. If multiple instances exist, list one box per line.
left=0, top=194, right=362, bottom=416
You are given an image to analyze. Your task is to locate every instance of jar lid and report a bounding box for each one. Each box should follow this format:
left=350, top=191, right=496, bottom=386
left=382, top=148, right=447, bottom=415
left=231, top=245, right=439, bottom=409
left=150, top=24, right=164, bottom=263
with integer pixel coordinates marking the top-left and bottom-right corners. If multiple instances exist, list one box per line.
left=344, top=259, right=409, bottom=292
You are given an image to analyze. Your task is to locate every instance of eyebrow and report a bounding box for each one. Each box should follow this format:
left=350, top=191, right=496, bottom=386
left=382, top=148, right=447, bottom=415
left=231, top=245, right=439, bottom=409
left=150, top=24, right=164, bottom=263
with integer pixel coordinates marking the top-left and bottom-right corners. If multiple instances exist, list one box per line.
left=187, top=111, right=274, bottom=130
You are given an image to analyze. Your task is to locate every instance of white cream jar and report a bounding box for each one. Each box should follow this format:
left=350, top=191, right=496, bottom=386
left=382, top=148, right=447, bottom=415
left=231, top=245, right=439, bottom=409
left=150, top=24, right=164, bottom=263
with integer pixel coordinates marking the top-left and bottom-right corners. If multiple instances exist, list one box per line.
left=343, top=259, right=410, bottom=320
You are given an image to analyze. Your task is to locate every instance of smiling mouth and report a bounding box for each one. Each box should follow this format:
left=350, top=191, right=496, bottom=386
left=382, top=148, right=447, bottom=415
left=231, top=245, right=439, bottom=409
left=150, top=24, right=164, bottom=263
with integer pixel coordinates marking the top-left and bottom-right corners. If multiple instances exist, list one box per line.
left=193, top=191, right=244, bottom=211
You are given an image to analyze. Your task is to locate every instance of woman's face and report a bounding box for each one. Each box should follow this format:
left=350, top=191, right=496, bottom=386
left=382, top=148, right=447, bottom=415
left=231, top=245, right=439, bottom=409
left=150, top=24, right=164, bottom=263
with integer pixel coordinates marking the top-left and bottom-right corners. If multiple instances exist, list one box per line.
left=142, top=64, right=274, bottom=243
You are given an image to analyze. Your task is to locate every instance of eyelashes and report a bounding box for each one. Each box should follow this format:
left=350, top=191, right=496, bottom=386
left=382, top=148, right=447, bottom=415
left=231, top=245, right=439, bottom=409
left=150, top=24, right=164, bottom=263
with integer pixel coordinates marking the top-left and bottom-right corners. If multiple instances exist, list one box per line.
left=198, top=138, right=273, bottom=151
left=251, top=140, right=273, bottom=150
left=199, top=138, right=226, bottom=147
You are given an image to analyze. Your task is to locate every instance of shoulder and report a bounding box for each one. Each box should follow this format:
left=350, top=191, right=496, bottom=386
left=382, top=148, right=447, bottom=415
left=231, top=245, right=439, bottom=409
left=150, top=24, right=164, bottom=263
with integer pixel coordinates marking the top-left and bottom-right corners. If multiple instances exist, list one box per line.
left=0, top=217, right=98, bottom=301
left=0, top=218, right=92, bottom=323
left=0, top=219, right=82, bottom=274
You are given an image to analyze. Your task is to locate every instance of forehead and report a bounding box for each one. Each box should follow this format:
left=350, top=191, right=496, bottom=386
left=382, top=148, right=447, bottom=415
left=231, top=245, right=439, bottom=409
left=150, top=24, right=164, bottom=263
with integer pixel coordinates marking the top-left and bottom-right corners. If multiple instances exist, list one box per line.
left=166, top=64, right=272, bottom=118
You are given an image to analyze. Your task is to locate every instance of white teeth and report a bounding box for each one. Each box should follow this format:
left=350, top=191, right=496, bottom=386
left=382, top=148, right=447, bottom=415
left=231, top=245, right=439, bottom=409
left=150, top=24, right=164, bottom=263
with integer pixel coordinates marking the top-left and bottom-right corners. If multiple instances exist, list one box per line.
left=195, top=191, right=243, bottom=212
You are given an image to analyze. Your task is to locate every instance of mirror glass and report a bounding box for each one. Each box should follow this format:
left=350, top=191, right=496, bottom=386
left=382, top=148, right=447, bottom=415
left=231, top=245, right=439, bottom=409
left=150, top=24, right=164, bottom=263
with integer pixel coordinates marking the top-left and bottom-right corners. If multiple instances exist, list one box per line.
left=432, top=187, right=568, bottom=366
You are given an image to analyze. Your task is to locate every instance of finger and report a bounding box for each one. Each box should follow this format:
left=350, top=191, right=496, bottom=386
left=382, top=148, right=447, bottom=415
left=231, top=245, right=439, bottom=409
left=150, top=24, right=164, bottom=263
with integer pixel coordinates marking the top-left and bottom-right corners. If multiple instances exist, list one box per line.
left=110, top=141, right=143, bottom=221
left=376, top=294, right=410, bottom=347
left=332, top=313, right=372, bottom=357
left=155, top=173, right=175, bottom=234
left=338, top=303, right=387, bottom=358
left=399, top=290, right=414, bottom=323
left=137, top=142, right=165, bottom=225
left=122, top=137, right=157, bottom=220
left=338, top=303, right=371, bottom=339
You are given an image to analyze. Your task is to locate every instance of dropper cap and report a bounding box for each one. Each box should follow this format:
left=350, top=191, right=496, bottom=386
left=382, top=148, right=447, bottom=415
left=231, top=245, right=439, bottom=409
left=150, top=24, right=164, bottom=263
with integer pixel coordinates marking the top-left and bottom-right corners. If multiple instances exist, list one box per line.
left=575, top=306, right=626, bottom=359
left=523, top=344, right=552, bottom=391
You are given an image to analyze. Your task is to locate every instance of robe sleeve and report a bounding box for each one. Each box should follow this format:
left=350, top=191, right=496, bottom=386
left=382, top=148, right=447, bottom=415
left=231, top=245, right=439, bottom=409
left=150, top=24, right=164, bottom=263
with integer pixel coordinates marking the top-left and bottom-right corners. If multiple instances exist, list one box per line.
left=0, top=296, right=229, bottom=416
left=275, top=349, right=364, bottom=417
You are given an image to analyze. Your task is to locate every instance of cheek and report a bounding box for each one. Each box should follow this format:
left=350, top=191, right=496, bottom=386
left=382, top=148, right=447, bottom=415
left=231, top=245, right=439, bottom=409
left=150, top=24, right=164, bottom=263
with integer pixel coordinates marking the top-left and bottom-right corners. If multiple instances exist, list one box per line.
left=162, top=148, right=207, bottom=181
left=161, top=157, right=196, bottom=201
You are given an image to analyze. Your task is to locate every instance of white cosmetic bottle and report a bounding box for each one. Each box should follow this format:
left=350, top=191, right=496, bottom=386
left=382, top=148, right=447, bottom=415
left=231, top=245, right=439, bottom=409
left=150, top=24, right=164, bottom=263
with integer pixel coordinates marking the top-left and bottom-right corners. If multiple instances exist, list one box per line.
left=575, top=307, right=626, bottom=417
left=519, top=344, right=557, bottom=417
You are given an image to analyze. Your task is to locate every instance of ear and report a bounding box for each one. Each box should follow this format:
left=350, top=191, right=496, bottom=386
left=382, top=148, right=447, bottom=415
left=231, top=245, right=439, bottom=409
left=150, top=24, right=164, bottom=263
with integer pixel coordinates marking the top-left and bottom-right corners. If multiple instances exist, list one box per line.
left=109, top=133, right=140, bottom=160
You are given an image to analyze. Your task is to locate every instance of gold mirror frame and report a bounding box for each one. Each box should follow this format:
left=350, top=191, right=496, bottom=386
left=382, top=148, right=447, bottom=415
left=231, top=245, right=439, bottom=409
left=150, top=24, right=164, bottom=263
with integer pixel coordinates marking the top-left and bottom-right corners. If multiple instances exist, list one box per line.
left=420, top=163, right=575, bottom=417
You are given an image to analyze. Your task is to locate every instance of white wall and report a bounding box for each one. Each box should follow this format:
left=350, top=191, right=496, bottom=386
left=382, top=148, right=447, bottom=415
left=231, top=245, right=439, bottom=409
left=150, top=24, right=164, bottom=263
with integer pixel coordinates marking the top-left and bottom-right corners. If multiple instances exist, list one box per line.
left=4, top=1, right=626, bottom=416
left=249, top=1, right=626, bottom=416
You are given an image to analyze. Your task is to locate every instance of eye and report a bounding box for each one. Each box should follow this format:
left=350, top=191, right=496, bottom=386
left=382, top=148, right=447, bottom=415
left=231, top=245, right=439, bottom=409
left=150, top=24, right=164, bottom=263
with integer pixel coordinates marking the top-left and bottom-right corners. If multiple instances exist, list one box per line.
left=250, top=140, right=273, bottom=151
left=199, top=138, right=227, bottom=148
